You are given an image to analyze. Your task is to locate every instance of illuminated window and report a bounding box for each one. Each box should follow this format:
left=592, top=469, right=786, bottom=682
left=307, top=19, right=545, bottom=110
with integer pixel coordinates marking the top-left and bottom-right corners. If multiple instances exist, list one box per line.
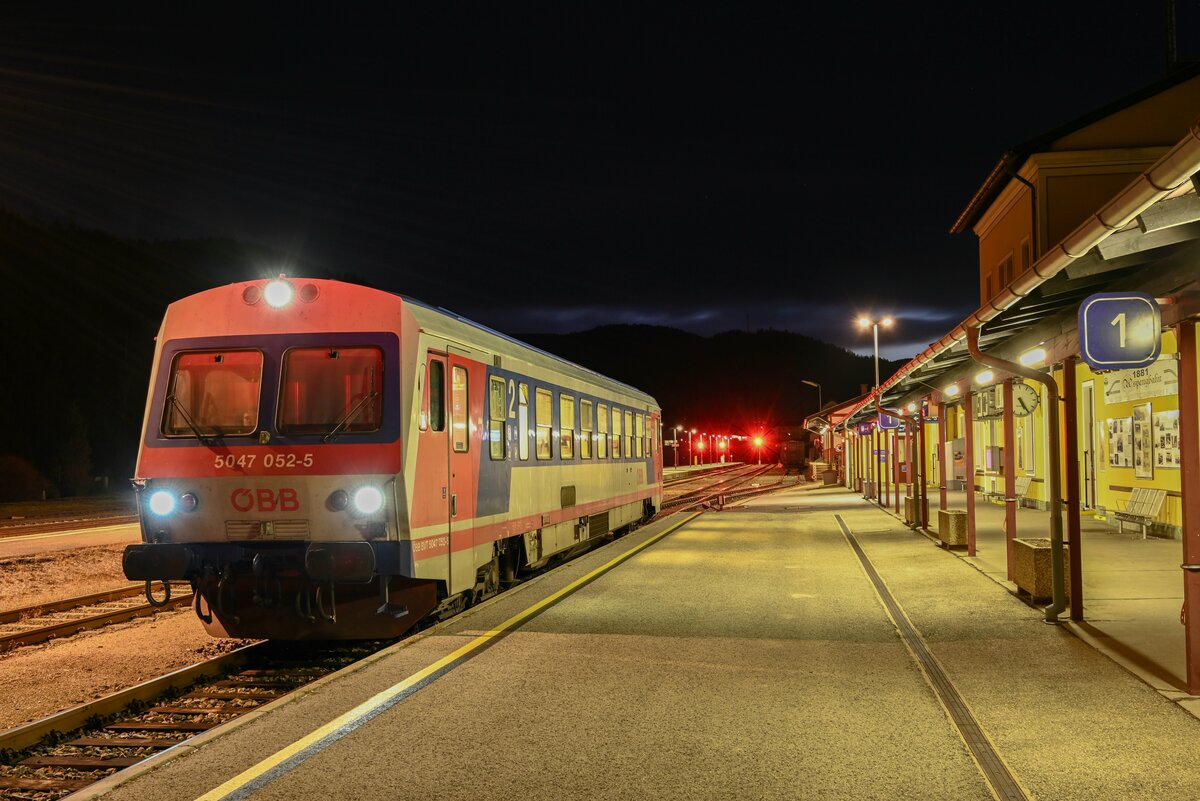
left=164, top=350, right=263, bottom=437
left=597, top=403, right=609, bottom=459
left=624, top=410, right=634, bottom=458
left=612, top=406, right=622, bottom=458
left=451, top=366, right=468, bottom=452
left=560, top=394, right=575, bottom=460
left=489, top=376, right=506, bottom=460
left=536, top=388, right=552, bottom=460
left=636, top=414, right=645, bottom=458
left=278, top=347, right=383, bottom=436
left=518, top=382, right=529, bottom=461
left=580, top=399, right=593, bottom=459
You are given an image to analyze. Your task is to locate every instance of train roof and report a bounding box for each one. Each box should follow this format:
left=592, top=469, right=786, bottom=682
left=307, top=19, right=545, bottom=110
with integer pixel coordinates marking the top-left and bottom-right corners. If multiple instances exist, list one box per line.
left=397, top=292, right=660, bottom=409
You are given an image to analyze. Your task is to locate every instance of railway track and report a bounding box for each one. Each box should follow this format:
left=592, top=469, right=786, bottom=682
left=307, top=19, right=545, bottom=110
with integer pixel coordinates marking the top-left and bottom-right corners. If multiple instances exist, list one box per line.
left=660, top=464, right=792, bottom=514
left=0, top=640, right=389, bottom=799
left=0, top=585, right=192, bottom=653
left=0, top=515, right=138, bottom=539
left=662, top=463, right=746, bottom=486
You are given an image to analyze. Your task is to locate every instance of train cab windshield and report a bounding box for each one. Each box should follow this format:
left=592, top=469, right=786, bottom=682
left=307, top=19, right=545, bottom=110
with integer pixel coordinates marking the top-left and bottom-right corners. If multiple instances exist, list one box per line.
left=279, top=346, right=383, bottom=437
left=163, top=350, right=263, bottom=437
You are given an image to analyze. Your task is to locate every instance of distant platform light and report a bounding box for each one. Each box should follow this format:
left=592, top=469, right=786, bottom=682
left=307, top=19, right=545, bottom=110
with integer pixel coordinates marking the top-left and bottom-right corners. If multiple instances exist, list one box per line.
left=264, top=279, right=294, bottom=308
left=1019, top=347, right=1046, bottom=367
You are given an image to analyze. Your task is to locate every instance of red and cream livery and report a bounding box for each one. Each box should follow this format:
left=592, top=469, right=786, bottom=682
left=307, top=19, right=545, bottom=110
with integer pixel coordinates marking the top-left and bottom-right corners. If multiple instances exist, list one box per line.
left=124, top=277, right=663, bottom=639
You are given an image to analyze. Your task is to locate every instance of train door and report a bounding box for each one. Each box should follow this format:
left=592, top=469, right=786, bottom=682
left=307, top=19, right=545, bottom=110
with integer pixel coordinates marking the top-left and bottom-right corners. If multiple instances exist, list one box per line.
left=446, top=349, right=477, bottom=595
left=422, top=351, right=453, bottom=585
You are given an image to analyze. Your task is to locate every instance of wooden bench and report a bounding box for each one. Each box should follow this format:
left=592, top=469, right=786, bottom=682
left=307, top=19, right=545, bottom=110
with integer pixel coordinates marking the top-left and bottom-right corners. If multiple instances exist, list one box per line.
left=1114, top=488, right=1167, bottom=538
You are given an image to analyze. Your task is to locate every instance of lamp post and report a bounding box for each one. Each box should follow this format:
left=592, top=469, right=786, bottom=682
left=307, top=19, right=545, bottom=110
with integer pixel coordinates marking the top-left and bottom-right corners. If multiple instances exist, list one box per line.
left=857, top=316, right=894, bottom=391
left=673, top=425, right=683, bottom=468
left=857, top=316, right=894, bottom=502
left=689, top=428, right=696, bottom=465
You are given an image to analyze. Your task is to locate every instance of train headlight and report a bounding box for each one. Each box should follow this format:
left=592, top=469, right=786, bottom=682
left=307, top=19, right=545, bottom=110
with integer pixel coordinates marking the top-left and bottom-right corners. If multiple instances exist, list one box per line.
left=179, top=493, right=199, bottom=513
left=264, top=278, right=294, bottom=308
left=329, top=490, right=350, bottom=511
left=353, top=486, right=384, bottom=514
left=148, top=490, right=177, bottom=516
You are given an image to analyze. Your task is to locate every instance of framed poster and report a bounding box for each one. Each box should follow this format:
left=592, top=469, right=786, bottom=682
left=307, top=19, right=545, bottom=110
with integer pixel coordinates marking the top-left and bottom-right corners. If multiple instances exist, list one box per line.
left=1132, top=403, right=1153, bottom=479
left=1153, top=410, right=1181, bottom=469
left=1108, top=417, right=1133, bottom=468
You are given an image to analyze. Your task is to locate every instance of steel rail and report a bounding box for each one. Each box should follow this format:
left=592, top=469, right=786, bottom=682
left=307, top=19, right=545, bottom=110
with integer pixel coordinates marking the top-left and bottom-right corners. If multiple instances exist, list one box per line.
left=0, top=585, right=152, bottom=625
left=0, top=514, right=139, bottom=538
left=0, top=642, right=268, bottom=754
left=0, top=593, right=194, bottom=652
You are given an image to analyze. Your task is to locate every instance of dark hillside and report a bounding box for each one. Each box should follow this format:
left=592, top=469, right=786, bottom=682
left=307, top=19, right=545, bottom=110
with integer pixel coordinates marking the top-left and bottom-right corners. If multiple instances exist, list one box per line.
left=522, top=326, right=900, bottom=432
left=0, top=207, right=902, bottom=497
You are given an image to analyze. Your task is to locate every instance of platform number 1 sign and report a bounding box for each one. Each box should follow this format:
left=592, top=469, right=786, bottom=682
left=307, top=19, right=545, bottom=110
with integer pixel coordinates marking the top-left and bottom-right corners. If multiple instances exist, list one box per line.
left=1078, top=292, right=1161, bottom=371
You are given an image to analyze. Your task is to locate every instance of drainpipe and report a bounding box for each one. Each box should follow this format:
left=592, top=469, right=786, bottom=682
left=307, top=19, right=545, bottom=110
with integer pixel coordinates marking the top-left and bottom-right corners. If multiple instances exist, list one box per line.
left=967, top=325, right=1066, bottom=622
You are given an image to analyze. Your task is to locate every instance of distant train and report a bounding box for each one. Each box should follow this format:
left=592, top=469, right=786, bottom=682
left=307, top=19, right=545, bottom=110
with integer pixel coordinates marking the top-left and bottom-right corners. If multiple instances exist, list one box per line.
left=123, top=278, right=663, bottom=638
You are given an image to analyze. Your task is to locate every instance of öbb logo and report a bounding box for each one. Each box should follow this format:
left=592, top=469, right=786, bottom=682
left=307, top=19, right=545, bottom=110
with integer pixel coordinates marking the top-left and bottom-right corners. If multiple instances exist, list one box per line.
left=231, top=488, right=300, bottom=513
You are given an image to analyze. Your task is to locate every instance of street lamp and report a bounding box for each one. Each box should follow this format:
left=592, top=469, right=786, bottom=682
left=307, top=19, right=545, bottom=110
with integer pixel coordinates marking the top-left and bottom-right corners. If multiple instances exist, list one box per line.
left=856, top=316, right=894, bottom=390
left=673, top=425, right=683, bottom=467
left=690, top=428, right=697, bottom=465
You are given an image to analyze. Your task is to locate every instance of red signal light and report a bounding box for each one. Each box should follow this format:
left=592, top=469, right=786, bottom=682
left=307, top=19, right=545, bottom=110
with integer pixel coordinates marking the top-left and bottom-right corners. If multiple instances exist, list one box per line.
left=753, top=436, right=764, bottom=448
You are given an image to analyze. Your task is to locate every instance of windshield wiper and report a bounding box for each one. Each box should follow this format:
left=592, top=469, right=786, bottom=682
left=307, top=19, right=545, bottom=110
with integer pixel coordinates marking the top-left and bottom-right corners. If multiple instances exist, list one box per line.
left=166, top=393, right=218, bottom=445
left=323, top=391, right=379, bottom=443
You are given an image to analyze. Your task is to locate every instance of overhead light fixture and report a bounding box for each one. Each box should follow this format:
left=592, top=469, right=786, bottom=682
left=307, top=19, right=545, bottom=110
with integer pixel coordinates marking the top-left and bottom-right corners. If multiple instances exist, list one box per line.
left=881, top=317, right=894, bottom=328
left=1019, top=347, right=1046, bottom=367
left=906, top=402, right=917, bottom=412
left=944, top=384, right=960, bottom=397
left=975, top=370, right=994, bottom=384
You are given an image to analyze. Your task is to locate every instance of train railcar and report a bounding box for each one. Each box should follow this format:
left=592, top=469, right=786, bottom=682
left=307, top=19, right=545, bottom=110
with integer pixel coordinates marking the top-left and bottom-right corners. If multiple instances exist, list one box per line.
left=123, top=277, right=663, bottom=639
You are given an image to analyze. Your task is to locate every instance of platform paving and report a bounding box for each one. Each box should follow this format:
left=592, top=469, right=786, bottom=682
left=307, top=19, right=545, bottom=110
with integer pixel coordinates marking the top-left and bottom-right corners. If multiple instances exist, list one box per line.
left=85, top=488, right=1200, bottom=801
left=866, top=484, right=1189, bottom=693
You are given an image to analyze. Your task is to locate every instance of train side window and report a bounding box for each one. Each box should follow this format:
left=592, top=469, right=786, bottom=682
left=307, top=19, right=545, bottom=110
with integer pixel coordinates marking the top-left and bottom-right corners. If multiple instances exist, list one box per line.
left=597, top=403, right=608, bottom=459
left=489, top=376, right=506, bottom=460
left=518, top=382, right=530, bottom=461
left=279, top=347, right=383, bottom=436
left=636, top=414, right=645, bottom=458
left=612, top=407, right=622, bottom=458
left=560, top=394, right=575, bottom=459
left=580, top=399, right=593, bottom=459
left=451, top=365, right=468, bottom=452
left=535, top=388, right=552, bottom=460
left=624, top=410, right=634, bottom=459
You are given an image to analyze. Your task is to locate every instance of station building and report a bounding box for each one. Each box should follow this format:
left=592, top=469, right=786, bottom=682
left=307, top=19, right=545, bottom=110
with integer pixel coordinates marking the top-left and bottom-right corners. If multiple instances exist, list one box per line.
left=815, top=65, right=1200, bottom=692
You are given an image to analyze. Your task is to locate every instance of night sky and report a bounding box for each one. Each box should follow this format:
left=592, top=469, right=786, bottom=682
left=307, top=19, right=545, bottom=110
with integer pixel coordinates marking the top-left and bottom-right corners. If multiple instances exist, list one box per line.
left=2, top=4, right=1194, bottom=360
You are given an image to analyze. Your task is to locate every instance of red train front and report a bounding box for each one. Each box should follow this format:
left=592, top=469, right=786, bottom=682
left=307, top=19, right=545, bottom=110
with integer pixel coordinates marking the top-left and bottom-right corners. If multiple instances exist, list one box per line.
left=124, top=277, right=663, bottom=639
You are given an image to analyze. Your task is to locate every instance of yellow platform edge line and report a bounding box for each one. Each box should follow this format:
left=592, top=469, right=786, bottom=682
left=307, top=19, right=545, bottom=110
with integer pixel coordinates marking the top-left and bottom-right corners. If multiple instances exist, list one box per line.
left=193, top=510, right=702, bottom=801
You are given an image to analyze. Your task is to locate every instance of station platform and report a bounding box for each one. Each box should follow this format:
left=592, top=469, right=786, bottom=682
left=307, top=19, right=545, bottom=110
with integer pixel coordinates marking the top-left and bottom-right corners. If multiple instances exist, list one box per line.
left=870, top=486, right=1190, bottom=694
left=82, top=486, right=1200, bottom=801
